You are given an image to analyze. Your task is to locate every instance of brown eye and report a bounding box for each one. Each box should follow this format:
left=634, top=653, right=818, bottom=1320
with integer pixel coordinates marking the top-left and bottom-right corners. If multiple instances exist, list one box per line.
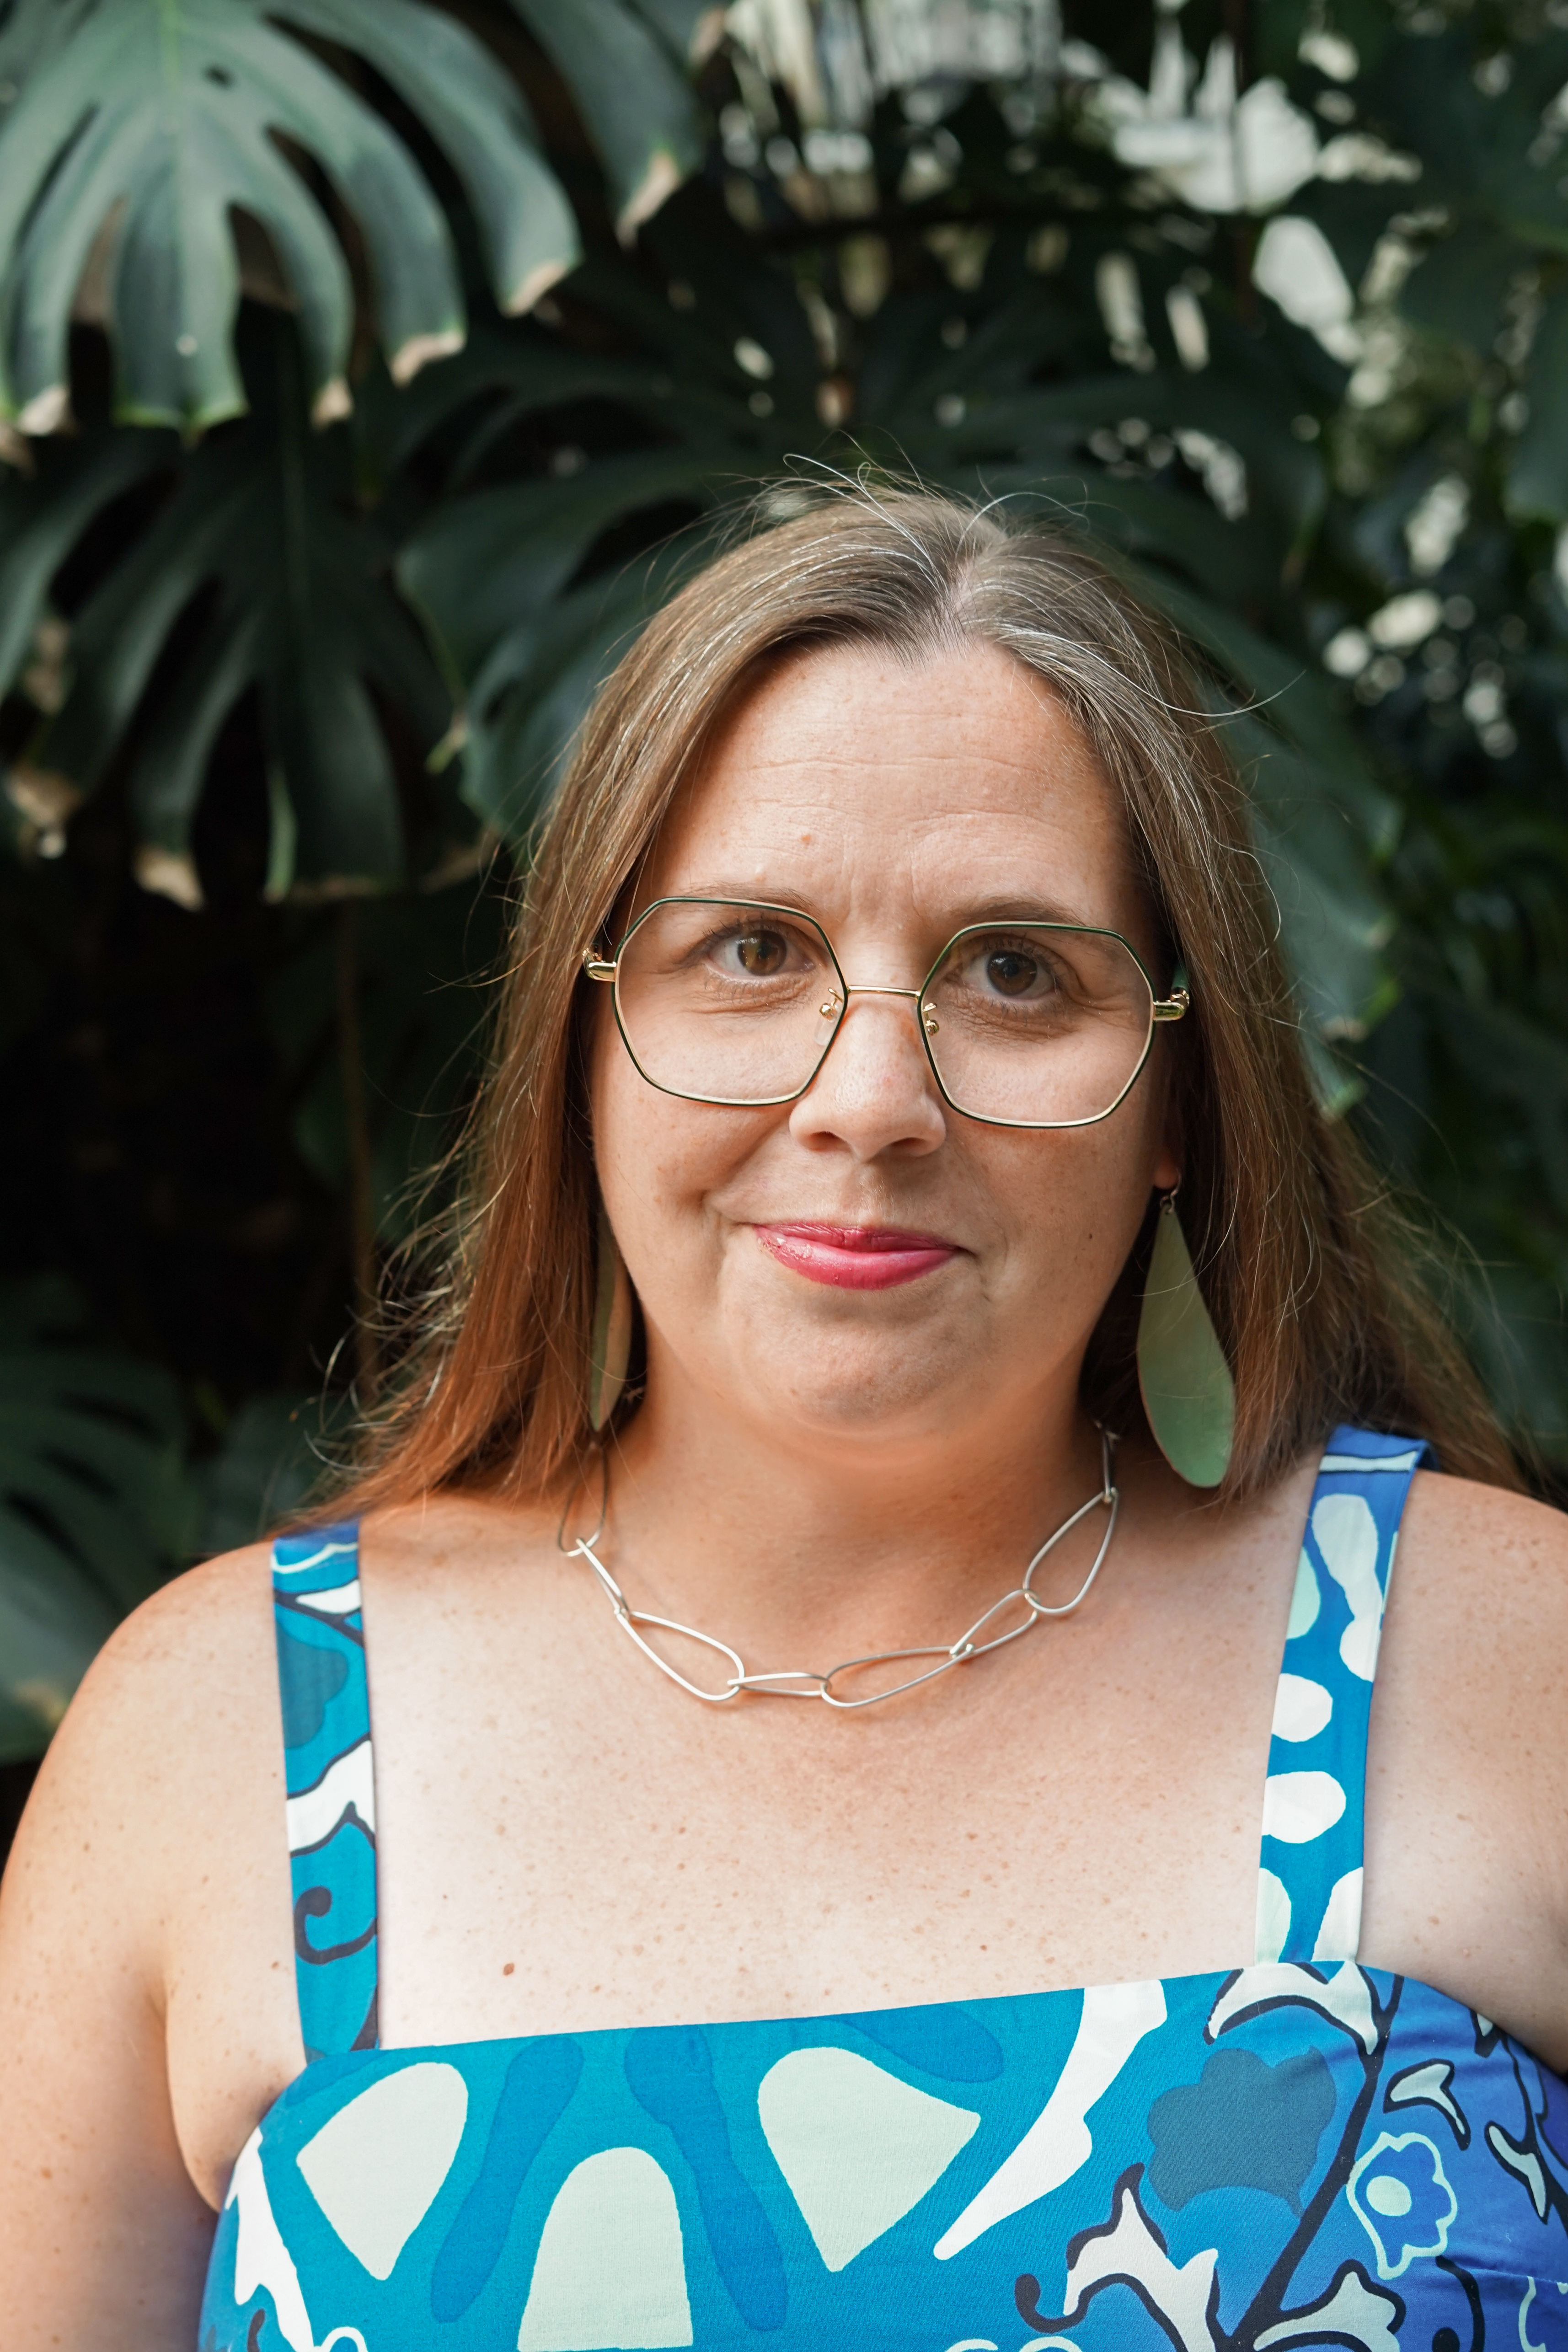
left=986, top=948, right=1043, bottom=997
left=734, top=930, right=788, bottom=976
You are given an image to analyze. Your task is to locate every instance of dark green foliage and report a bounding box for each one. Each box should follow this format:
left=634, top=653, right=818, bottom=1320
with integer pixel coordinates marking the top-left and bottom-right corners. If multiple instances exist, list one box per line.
left=3, top=321, right=461, bottom=893
left=0, top=1277, right=197, bottom=1760
left=0, top=0, right=681, bottom=431
left=264, top=879, right=510, bottom=1242
left=0, top=826, right=514, bottom=1756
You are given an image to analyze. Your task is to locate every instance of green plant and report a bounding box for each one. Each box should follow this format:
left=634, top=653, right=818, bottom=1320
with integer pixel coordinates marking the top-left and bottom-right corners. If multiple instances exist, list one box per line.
left=0, top=0, right=720, bottom=895
left=1, top=323, right=457, bottom=900
left=0, top=0, right=716, bottom=435
left=0, top=1277, right=198, bottom=1760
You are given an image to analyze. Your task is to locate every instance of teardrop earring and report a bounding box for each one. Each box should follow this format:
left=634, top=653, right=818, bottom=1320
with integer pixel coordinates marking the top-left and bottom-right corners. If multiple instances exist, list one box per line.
left=1136, top=1187, right=1235, bottom=1489
left=589, top=1207, right=634, bottom=1432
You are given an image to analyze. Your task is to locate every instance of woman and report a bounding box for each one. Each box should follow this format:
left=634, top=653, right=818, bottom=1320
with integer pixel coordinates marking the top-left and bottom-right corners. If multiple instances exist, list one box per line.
left=2, top=487, right=1565, bottom=2352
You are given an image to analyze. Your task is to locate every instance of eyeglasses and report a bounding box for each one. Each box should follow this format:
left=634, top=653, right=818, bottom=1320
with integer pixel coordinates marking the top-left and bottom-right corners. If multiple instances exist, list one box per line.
left=582, top=897, right=1188, bottom=1130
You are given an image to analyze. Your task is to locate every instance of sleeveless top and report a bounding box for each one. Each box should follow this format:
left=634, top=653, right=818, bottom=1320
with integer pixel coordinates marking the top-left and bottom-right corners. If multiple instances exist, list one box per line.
left=198, top=1428, right=1568, bottom=2352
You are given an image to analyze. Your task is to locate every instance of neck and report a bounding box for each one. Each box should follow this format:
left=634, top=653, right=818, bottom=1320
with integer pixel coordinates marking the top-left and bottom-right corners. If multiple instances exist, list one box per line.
left=593, top=1361, right=1110, bottom=1664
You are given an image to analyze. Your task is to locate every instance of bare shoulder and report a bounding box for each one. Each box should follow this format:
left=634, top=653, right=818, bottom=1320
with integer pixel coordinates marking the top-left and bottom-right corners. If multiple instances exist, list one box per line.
left=1362, top=1468, right=1568, bottom=2057
left=0, top=1546, right=285, bottom=2344
left=46, top=1538, right=278, bottom=1778
left=1382, top=1467, right=1568, bottom=1779
left=1398, top=1466, right=1568, bottom=1628
left=4, top=1542, right=280, bottom=1929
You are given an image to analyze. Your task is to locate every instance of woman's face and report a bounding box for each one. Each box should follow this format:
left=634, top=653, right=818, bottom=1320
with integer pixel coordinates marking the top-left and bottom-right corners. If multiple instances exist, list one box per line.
left=590, top=637, right=1181, bottom=1462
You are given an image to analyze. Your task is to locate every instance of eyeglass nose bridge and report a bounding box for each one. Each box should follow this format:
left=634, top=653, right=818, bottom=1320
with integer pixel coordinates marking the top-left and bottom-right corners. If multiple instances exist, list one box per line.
left=819, top=981, right=941, bottom=1037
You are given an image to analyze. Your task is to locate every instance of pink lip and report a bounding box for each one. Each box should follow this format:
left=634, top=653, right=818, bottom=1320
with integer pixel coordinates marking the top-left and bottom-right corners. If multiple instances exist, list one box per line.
left=753, top=1222, right=960, bottom=1289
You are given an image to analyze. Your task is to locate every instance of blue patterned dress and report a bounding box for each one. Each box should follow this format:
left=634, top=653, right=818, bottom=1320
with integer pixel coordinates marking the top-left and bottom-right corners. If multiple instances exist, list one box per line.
left=198, top=1429, right=1568, bottom=2351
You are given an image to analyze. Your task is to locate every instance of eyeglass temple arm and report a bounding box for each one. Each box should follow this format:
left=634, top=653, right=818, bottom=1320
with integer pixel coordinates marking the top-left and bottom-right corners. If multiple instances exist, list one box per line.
left=1151, top=960, right=1190, bottom=1023
left=583, top=948, right=617, bottom=982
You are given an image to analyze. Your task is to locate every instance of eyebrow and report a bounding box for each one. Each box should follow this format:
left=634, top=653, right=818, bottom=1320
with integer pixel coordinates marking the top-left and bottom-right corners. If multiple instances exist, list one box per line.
left=657, top=885, right=1104, bottom=932
left=944, top=893, right=1101, bottom=930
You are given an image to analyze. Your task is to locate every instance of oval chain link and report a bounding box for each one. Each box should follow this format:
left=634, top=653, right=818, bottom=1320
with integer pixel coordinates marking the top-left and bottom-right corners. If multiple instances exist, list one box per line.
left=559, top=1433, right=1119, bottom=1709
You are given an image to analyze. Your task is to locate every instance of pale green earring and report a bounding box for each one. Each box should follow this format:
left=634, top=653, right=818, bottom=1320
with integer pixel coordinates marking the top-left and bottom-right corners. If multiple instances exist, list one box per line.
left=1136, top=1187, right=1235, bottom=1488
left=589, top=1207, right=634, bottom=1432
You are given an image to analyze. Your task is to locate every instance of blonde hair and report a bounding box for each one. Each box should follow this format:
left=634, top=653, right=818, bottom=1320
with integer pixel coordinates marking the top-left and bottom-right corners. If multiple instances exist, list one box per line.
left=332, top=483, right=1518, bottom=1513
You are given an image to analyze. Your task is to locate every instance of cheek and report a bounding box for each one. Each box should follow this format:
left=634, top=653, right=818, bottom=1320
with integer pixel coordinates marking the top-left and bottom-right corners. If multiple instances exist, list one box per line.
left=590, top=1021, right=771, bottom=1258
left=977, top=1092, right=1166, bottom=1309
left=1001, top=1063, right=1171, bottom=1213
left=998, top=1129, right=1150, bottom=1250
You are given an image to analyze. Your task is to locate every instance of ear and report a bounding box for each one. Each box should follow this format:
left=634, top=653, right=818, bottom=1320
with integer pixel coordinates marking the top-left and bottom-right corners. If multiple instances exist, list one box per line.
left=1152, top=1067, right=1183, bottom=1196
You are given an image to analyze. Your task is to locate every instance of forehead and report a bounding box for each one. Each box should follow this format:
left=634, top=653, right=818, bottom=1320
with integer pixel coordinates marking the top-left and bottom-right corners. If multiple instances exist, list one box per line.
left=639, top=637, right=1147, bottom=942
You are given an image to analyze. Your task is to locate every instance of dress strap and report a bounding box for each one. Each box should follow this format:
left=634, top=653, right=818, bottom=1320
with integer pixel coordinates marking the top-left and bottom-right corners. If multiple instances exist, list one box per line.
left=1253, top=1425, right=1432, bottom=1968
left=272, top=1522, right=380, bottom=2062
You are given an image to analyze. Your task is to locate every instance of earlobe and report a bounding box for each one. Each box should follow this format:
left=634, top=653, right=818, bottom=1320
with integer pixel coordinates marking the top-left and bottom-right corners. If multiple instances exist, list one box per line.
left=1153, top=1070, right=1183, bottom=1196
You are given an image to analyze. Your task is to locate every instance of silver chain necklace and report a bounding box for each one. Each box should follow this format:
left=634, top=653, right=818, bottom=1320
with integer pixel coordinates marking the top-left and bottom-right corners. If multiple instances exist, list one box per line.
left=557, top=1430, right=1120, bottom=1710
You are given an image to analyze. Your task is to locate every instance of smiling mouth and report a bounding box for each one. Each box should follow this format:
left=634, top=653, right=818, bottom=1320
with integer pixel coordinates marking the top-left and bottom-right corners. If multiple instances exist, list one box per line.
left=752, top=1222, right=960, bottom=1290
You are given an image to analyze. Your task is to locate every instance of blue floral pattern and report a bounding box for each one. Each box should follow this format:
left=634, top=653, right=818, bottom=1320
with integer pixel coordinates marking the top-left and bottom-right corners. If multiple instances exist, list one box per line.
left=197, top=1431, right=1568, bottom=2352
left=1348, top=2129, right=1458, bottom=2278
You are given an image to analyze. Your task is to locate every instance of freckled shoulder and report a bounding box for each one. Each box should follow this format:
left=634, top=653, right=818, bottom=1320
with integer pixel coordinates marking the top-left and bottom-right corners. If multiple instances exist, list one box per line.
left=1388, top=1468, right=1568, bottom=1893
left=1398, top=1466, right=1568, bottom=1624
left=46, top=1539, right=279, bottom=1779
left=14, top=1543, right=280, bottom=1885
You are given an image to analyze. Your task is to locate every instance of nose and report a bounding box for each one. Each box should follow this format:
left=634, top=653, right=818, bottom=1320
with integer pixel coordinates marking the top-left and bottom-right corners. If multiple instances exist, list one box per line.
left=787, top=986, right=947, bottom=1162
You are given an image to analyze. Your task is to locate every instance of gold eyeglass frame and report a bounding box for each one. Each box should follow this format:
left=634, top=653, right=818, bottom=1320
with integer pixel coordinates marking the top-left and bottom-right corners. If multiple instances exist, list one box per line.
left=582, top=895, right=1190, bottom=1131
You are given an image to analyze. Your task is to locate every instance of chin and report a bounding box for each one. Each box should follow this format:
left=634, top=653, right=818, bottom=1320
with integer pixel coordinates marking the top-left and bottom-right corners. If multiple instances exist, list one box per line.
left=747, top=1326, right=977, bottom=1441
left=764, top=1391, right=957, bottom=1450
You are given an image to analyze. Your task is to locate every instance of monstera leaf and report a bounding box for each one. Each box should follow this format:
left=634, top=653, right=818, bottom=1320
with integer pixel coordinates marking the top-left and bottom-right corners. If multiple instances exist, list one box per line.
left=5, top=314, right=456, bottom=895
left=506, top=0, right=720, bottom=242
left=0, top=0, right=712, bottom=437
left=0, top=427, right=170, bottom=707
left=0, top=1280, right=198, bottom=1763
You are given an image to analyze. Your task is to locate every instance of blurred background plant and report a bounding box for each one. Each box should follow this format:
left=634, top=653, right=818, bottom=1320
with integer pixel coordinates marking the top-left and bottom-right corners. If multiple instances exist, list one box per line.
left=2, top=0, right=1566, bottom=1816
